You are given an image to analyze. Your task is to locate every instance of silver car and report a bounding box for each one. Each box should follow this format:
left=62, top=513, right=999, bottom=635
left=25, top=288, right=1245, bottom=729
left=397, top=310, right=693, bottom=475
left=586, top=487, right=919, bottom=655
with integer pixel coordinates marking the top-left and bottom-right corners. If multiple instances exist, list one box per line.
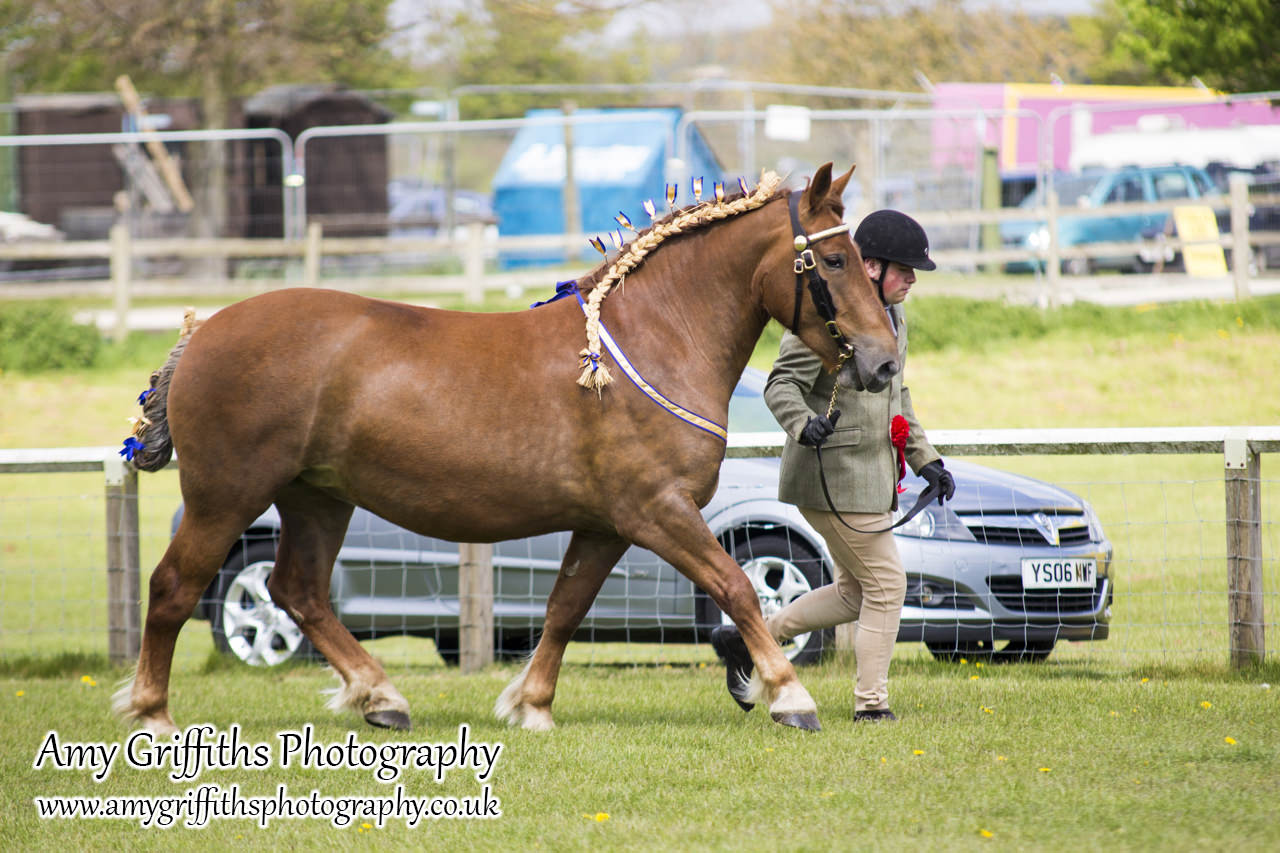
left=188, top=368, right=1113, bottom=666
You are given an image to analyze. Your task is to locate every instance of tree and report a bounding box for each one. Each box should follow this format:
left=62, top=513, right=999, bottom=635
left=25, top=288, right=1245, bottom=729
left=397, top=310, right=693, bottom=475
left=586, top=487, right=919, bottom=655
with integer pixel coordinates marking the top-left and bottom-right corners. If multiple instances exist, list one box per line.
left=1110, top=0, right=1279, bottom=93
left=404, top=0, right=657, bottom=118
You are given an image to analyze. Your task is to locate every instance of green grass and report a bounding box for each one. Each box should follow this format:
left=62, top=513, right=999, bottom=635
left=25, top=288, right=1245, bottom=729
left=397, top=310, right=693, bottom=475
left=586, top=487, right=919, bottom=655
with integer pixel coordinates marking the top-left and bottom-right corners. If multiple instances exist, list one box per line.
left=1, top=292, right=1278, bottom=847
left=3, top=658, right=1278, bottom=850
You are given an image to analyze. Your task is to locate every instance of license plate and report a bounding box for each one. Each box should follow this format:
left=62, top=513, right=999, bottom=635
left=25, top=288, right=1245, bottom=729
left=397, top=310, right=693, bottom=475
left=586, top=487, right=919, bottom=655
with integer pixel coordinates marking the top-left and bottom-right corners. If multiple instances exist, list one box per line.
left=1020, top=558, right=1097, bottom=589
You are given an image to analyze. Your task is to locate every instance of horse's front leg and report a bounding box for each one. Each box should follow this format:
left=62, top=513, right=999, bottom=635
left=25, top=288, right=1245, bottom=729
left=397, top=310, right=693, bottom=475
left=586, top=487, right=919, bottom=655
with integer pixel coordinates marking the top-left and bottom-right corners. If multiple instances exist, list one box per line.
left=495, top=531, right=628, bottom=731
left=626, top=497, right=820, bottom=731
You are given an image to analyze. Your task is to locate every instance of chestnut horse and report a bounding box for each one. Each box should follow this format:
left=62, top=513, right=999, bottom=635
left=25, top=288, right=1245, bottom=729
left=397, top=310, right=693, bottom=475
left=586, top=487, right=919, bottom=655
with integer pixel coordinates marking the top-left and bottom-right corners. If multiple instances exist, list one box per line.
left=114, top=163, right=899, bottom=735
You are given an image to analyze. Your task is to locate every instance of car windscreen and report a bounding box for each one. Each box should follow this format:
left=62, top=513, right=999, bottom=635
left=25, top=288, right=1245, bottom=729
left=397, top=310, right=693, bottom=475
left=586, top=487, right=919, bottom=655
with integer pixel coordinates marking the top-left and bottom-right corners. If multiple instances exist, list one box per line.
left=1019, top=174, right=1103, bottom=208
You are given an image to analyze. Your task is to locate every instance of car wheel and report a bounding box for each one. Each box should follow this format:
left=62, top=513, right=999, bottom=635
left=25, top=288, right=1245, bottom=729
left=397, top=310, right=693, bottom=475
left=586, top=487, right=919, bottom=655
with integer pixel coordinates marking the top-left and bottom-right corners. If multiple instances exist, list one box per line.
left=700, top=532, right=832, bottom=666
left=210, top=541, right=318, bottom=666
left=926, top=639, right=1054, bottom=663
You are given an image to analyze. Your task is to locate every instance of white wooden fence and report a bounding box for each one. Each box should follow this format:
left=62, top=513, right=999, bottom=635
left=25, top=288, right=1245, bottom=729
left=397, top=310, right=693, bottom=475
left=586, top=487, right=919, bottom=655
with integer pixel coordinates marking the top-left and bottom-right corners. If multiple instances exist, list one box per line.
left=1, top=426, right=1275, bottom=670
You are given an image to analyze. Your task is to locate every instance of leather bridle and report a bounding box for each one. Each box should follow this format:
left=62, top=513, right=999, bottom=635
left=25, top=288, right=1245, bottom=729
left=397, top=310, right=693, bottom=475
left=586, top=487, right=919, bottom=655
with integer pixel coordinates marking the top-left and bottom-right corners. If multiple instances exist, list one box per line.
left=786, top=191, right=855, bottom=360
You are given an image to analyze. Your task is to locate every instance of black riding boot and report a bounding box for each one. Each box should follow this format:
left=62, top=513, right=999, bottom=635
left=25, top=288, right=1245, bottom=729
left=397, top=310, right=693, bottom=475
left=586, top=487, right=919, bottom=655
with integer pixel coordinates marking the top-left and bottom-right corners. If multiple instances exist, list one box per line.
left=710, top=625, right=755, bottom=712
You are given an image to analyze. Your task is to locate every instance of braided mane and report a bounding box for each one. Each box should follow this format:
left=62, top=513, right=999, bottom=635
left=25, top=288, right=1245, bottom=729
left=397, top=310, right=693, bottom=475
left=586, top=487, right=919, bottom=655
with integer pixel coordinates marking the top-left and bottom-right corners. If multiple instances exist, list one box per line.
left=574, top=170, right=785, bottom=390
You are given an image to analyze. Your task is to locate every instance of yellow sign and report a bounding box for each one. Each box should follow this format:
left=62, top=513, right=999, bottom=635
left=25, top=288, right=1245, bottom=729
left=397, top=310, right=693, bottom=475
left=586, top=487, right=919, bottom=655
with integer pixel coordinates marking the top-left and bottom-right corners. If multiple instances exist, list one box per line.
left=1172, top=205, right=1228, bottom=277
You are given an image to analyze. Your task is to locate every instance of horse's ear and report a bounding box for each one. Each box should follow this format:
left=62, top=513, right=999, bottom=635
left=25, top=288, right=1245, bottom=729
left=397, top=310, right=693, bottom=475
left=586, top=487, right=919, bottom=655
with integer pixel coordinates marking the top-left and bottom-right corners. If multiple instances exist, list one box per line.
left=829, top=164, right=856, bottom=201
left=802, top=162, right=834, bottom=214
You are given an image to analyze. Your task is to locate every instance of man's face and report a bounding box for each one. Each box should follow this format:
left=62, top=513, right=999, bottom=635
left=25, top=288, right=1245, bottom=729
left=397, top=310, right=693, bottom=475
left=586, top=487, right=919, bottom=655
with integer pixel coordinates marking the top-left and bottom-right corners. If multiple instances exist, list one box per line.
left=865, top=258, right=916, bottom=304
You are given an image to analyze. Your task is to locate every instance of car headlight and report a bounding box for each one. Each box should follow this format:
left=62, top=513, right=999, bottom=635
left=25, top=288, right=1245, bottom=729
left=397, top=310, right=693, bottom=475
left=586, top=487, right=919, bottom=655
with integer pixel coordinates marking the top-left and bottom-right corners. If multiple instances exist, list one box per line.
left=1082, top=500, right=1104, bottom=542
left=894, top=499, right=976, bottom=541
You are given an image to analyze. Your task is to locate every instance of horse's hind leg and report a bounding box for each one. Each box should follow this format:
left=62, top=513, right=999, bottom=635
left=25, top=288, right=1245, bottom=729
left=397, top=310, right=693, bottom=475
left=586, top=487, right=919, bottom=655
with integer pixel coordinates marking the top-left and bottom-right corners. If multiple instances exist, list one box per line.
left=496, top=531, right=628, bottom=731
left=268, top=485, right=411, bottom=730
left=625, top=496, right=820, bottom=731
left=115, top=511, right=256, bottom=735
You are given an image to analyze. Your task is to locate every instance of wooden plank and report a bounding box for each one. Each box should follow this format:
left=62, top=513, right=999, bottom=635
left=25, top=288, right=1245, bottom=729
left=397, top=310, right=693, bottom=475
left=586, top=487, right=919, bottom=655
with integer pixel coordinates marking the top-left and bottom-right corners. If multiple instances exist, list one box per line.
left=458, top=542, right=494, bottom=672
left=1225, top=448, right=1264, bottom=667
left=114, top=75, right=194, bottom=212
left=105, top=459, right=141, bottom=664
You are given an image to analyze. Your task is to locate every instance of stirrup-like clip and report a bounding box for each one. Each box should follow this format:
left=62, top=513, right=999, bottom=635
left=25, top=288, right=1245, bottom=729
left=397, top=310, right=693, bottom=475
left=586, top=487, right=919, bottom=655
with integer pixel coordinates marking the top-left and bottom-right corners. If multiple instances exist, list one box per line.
left=800, top=248, right=817, bottom=270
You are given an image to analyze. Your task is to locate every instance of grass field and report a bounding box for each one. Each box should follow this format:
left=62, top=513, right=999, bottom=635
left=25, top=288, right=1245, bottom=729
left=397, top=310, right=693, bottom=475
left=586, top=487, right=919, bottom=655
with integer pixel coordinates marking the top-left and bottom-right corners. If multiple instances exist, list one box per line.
left=2, top=291, right=1278, bottom=848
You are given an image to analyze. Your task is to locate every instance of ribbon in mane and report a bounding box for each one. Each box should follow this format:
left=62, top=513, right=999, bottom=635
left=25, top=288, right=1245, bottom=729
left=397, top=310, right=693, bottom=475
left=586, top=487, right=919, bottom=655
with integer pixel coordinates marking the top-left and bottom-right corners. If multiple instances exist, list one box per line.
left=573, top=171, right=784, bottom=392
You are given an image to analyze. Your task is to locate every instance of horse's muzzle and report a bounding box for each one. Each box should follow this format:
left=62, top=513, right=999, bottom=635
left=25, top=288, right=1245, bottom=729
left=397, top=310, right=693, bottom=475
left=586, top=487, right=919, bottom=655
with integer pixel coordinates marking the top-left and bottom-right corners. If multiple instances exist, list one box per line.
left=839, top=352, right=899, bottom=394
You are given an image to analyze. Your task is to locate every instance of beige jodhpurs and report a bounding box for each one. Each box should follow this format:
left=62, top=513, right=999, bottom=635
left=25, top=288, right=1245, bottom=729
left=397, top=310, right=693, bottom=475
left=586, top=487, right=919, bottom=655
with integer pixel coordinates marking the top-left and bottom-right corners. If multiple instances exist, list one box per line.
left=765, top=508, right=907, bottom=712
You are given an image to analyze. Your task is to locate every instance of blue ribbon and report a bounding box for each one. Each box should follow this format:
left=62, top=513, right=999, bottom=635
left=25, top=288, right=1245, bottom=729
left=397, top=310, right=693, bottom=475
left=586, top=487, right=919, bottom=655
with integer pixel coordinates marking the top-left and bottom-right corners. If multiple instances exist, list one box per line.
left=530, top=280, right=579, bottom=308
left=119, top=436, right=146, bottom=461
left=137, top=388, right=154, bottom=405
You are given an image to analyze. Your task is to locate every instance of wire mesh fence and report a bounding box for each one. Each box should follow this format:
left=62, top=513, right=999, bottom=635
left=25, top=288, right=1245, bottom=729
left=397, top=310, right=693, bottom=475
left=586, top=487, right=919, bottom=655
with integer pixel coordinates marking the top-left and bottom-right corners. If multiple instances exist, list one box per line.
left=1, top=447, right=1275, bottom=674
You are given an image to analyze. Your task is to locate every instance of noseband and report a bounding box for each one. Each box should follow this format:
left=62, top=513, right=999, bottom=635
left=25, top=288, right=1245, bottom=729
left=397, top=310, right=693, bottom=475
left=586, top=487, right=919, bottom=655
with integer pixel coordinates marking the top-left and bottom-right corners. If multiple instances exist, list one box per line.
left=787, top=192, right=854, bottom=359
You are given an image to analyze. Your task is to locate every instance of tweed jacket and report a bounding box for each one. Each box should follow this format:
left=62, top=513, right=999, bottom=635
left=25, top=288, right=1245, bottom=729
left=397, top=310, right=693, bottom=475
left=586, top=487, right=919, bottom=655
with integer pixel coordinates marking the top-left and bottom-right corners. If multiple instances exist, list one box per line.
left=764, top=304, right=940, bottom=513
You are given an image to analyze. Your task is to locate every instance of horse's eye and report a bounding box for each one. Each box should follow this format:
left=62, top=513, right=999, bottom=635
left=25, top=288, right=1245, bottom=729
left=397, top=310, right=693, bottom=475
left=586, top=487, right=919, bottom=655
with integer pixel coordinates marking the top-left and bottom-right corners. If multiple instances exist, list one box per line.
left=823, top=254, right=845, bottom=270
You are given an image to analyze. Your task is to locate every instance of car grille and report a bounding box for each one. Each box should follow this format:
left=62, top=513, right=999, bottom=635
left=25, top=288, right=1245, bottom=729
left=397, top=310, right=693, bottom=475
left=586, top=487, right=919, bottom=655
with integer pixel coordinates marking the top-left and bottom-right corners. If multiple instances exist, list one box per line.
left=965, top=522, right=1091, bottom=547
left=987, top=576, right=1105, bottom=613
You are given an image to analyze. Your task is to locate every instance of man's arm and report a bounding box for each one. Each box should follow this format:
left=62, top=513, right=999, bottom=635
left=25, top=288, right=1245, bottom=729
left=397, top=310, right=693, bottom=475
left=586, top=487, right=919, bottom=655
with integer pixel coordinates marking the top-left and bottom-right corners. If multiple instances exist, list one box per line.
left=764, top=332, right=826, bottom=440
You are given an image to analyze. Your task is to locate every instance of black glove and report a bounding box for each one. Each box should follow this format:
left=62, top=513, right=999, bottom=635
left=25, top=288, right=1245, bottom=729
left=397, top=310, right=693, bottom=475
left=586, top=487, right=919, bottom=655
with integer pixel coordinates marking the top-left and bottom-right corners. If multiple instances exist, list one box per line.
left=799, top=409, right=841, bottom=447
left=919, top=459, right=956, bottom=503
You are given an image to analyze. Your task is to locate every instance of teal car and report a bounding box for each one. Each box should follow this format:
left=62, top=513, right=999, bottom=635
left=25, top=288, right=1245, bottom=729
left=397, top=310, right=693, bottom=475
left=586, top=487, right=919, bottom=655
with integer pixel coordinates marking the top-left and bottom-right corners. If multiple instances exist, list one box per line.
left=1002, top=165, right=1220, bottom=274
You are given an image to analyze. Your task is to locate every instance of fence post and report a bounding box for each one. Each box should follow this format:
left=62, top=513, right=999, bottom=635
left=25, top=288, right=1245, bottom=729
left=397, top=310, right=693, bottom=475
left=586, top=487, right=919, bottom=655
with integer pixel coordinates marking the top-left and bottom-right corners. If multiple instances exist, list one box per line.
left=104, top=454, right=142, bottom=664
left=458, top=542, right=494, bottom=672
left=109, top=222, right=131, bottom=342
left=1045, top=188, right=1062, bottom=306
left=463, top=221, right=485, bottom=305
left=304, top=221, right=322, bottom=287
left=1224, top=429, right=1264, bottom=667
left=1229, top=173, right=1252, bottom=301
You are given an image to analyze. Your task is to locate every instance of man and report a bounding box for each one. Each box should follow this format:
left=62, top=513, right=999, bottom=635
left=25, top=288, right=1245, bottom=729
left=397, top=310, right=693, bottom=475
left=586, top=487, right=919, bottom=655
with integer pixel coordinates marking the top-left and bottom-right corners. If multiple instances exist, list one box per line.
left=711, top=209, right=955, bottom=722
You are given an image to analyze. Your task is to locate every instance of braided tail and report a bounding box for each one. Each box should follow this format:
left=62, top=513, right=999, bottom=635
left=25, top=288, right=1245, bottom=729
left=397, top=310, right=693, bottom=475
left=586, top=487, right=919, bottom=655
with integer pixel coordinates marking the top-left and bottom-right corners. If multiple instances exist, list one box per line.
left=131, top=310, right=199, bottom=472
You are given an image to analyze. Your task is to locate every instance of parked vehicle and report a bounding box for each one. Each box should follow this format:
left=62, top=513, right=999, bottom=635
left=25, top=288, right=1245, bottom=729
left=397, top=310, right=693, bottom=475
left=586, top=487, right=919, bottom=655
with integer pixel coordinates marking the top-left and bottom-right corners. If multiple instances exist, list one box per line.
left=1002, top=164, right=1220, bottom=274
left=185, top=369, right=1114, bottom=667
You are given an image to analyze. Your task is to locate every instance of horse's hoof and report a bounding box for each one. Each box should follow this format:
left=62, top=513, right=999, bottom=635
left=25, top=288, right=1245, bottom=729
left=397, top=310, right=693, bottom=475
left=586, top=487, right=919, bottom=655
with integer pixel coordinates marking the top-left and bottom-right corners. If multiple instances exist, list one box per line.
left=365, top=710, right=411, bottom=731
left=771, top=711, right=821, bottom=731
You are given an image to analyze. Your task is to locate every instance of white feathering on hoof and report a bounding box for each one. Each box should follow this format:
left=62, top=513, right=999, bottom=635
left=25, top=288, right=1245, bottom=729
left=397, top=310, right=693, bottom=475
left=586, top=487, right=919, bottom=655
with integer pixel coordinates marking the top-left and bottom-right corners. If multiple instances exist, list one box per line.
left=494, top=664, right=529, bottom=726
left=744, top=671, right=767, bottom=708
left=323, top=670, right=369, bottom=714
left=111, top=670, right=138, bottom=721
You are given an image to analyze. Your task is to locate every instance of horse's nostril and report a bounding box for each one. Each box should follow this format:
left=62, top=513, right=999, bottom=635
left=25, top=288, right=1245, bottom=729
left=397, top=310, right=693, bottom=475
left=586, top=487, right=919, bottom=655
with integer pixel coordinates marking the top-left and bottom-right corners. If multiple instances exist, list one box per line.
left=876, top=361, right=898, bottom=385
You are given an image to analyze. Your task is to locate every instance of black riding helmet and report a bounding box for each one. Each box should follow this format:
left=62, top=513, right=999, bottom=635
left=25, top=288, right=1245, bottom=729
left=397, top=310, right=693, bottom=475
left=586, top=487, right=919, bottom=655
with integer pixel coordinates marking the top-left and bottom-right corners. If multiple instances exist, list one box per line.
left=853, top=209, right=936, bottom=271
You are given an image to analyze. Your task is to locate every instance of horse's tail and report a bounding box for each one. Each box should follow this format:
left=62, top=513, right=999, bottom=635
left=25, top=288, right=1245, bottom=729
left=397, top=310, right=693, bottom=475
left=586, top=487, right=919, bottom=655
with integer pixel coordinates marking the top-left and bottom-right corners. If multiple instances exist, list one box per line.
left=132, top=309, right=201, bottom=473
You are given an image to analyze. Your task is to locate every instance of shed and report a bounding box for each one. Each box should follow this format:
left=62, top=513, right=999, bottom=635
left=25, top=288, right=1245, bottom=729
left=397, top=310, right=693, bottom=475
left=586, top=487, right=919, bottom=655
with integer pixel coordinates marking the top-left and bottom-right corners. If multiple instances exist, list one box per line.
left=244, top=84, right=392, bottom=238
left=492, top=107, right=724, bottom=267
left=13, top=93, right=210, bottom=239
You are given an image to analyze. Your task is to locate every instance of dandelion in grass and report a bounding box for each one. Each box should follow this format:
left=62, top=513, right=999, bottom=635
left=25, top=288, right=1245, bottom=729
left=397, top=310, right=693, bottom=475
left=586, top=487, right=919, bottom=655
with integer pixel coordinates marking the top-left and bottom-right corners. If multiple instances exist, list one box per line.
left=821, top=791, right=834, bottom=798
left=79, top=675, right=97, bottom=687
left=1200, top=701, right=1213, bottom=709
left=1236, top=315, right=1244, bottom=327
left=1039, top=767, right=1051, bottom=773
left=995, top=756, right=1007, bottom=762
left=974, top=661, right=983, bottom=668
left=1140, top=677, right=1150, bottom=684
left=981, top=706, right=994, bottom=714
left=881, top=757, right=887, bottom=764
left=15, top=690, right=24, bottom=697
left=1217, top=328, right=1230, bottom=339
left=1224, top=737, right=1237, bottom=746
left=970, top=675, right=980, bottom=681
left=913, top=749, right=924, bottom=756
left=980, top=829, right=994, bottom=838
left=959, top=658, right=968, bottom=665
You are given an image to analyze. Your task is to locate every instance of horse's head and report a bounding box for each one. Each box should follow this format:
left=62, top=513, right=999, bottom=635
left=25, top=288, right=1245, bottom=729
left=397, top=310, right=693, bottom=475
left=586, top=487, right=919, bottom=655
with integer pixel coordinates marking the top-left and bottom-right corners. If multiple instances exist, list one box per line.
left=761, top=163, right=900, bottom=393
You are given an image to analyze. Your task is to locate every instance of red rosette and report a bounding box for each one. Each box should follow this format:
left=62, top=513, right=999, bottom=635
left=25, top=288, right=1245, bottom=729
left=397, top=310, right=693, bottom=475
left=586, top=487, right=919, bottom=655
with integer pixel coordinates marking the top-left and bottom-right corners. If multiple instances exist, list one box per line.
left=891, top=415, right=909, bottom=493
